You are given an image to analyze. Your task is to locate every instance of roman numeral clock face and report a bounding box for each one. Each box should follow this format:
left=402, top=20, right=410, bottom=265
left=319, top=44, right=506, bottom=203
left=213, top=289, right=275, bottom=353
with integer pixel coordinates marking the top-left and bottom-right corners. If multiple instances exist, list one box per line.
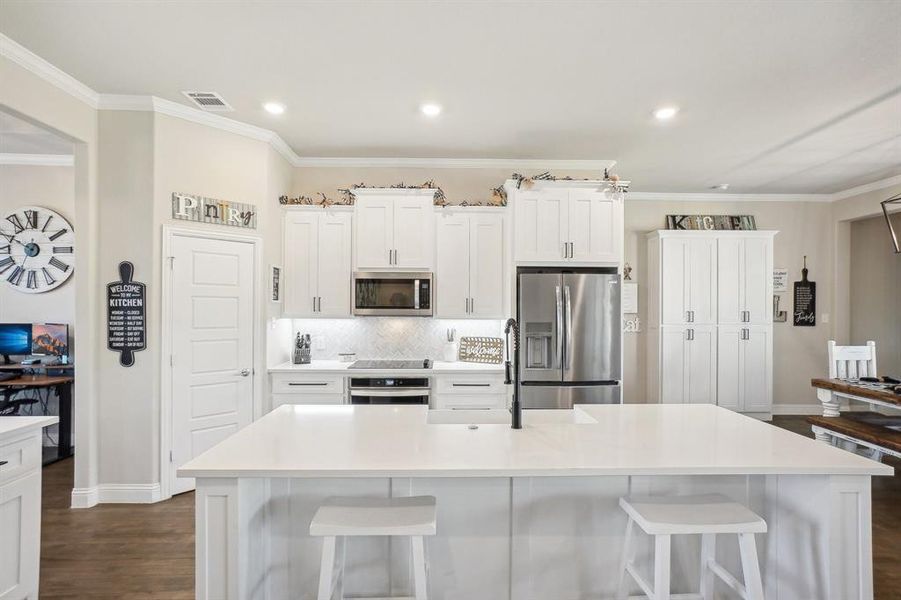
left=0, top=206, right=74, bottom=293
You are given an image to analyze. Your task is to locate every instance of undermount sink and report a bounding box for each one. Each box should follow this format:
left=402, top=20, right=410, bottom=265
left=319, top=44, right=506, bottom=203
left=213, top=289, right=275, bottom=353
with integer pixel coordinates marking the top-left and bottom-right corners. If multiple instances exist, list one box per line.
left=426, top=408, right=597, bottom=425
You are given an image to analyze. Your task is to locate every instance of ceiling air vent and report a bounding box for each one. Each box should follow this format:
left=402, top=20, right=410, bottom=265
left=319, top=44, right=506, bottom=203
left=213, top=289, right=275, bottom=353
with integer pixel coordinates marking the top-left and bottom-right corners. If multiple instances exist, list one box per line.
left=181, top=91, right=234, bottom=112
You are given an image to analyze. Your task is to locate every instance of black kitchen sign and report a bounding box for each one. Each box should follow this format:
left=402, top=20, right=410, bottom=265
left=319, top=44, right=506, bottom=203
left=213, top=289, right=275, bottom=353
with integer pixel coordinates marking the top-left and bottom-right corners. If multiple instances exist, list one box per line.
left=793, top=257, right=816, bottom=327
left=107, top=261, right=146, bottom=366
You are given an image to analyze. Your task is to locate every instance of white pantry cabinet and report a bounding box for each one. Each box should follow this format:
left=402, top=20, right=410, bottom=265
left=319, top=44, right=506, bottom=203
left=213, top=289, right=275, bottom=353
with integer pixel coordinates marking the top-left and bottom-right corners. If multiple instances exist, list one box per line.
left=283, top=208, right=352, bottom=317
left=354, top=190, right=434, bottom=270
left=435, top=210, right=505, bottom=318
left=647, top=230, right=777, bottom=416
left=512, top=184, right=622, bottom=264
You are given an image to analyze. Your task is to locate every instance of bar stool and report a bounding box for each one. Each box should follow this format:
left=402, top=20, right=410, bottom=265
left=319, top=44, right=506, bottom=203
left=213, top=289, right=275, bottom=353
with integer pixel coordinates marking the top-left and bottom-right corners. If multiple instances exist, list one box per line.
left=310, top=495, right=437, bottom=600
left=616, top=494, right=766, bottom=600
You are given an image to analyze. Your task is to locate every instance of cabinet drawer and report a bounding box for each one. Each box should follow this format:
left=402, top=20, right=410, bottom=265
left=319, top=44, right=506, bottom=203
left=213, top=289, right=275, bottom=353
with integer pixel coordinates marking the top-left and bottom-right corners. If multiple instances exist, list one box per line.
left=271, top=374, right=345, bottom=394
left=434, top=394, right=507, bottom=410
left=272, top=393, right=345, bottom=409
left=0, top=431, right=41, bottom=486
left=434, top=375, right=505, bottom=395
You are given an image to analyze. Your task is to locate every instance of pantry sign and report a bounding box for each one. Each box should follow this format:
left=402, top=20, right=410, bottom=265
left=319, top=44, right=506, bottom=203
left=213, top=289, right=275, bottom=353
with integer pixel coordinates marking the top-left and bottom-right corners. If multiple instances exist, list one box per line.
left=172, top=192, right=257, bottom=229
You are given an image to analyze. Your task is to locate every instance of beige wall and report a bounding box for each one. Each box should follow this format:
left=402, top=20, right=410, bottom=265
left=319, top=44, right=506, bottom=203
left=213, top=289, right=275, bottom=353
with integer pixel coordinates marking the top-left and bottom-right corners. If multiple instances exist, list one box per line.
left=849, top=212, right=901, bottom=376
left=0, top=165, right=76, bottom=342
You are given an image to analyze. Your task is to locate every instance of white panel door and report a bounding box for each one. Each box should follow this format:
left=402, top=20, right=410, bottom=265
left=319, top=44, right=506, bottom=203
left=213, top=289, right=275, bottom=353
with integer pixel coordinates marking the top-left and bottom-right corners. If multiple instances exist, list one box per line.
left=435, top=213, right=471, bottom=318
left=685, top=325, right=716, bottom=404
left=687, top=238, right=717, bottom=324
left=283, top=212, right=318, bottom=316
left=742, top=325, right=772, bottom=412
left=171, top=234, right=255, bottom=495
left=392, top=196, right=433, bottom=269
left=469, top=213, right=505, bottom=318
left=660, top=326, right=687, bottom=403
left=660, top=238, right=688, bottom=325
left=317, top=211, right=352, bottom=317
left=355, top=197, right=393, bottom=269
left=716, top=325, right=743, bottom=411
left=569, top=191, right=620, bottom=264
left=0, top=472, right=39, bottom=599
left=743, top=237, right=771, bottom=324
left=717, top=237, right=743, bottom=325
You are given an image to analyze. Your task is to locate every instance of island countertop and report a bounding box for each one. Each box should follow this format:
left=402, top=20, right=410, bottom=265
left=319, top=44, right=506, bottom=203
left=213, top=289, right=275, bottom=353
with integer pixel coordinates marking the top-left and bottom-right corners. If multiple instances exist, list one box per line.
left=0, top=415, right=58, bottom=437
left=178, top=404, right=892, bottom=479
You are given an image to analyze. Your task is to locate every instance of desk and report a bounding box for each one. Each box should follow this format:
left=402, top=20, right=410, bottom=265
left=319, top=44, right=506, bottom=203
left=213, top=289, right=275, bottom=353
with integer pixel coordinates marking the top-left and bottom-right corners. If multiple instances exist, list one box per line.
left=0, top=363, right=74, bottom=371
left=0, top=374, right=74, bottom=461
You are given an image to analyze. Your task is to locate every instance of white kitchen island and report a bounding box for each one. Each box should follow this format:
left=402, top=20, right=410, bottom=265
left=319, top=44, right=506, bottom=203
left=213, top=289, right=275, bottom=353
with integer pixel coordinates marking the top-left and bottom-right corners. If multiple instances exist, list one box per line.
left=179, top=404, right=891, bottom=600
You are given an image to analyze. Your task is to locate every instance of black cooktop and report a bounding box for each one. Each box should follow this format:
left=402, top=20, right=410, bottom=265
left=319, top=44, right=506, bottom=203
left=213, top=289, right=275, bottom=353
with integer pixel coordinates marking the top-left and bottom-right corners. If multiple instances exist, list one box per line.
left=348, top=359, right=431, bottom=370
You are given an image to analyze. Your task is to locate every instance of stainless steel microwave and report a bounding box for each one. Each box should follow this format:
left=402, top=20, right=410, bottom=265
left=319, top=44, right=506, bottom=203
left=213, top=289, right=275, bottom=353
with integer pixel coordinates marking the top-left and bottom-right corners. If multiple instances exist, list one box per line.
left=352, top=272, right=433, bottom=316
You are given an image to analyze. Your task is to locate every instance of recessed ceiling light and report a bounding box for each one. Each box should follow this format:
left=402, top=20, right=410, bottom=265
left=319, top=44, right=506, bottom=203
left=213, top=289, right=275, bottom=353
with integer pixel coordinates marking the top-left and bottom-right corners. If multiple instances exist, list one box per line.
left=263, top=102, right=285, bottom=115
left=653, top=106, right=679, bottom=120
left=420, top=103, right=442, bottom=117
left=710, top=183, right=730, bottom=191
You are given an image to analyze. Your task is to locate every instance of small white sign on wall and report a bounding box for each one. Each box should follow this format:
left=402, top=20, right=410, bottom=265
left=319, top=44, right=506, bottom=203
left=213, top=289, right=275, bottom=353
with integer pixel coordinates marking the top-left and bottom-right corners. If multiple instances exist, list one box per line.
left=622, top=282, right=638, bottom=313
left=773, top=269, right=788, bottom=293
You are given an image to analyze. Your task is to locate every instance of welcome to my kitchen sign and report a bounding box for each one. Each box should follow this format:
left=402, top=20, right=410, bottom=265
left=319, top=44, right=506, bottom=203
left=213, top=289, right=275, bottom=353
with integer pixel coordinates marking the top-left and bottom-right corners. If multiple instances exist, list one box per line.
left=172, top=192, right=257, bottom=229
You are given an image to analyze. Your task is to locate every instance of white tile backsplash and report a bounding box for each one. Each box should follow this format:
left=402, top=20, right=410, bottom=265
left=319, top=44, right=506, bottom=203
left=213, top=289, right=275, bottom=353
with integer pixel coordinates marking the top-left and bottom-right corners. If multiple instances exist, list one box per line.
left=286, top=318, right=506, bottom=360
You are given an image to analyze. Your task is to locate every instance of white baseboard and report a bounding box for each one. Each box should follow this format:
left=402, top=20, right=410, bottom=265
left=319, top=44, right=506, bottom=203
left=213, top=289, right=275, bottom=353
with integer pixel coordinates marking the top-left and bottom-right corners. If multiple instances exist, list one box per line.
left=771, top=404, right=823, bottom=416
left=70, top=483, right=162, bottom=507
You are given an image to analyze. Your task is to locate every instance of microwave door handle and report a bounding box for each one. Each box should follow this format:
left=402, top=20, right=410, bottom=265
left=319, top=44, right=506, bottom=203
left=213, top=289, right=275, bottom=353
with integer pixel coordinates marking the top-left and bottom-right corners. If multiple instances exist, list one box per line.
left=555, top=285, right=564, bottom=370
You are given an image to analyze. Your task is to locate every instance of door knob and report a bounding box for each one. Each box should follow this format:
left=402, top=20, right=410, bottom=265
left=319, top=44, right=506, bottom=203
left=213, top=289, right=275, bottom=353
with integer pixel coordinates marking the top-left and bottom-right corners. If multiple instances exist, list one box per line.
left=240, top=369, right=251, bottom=377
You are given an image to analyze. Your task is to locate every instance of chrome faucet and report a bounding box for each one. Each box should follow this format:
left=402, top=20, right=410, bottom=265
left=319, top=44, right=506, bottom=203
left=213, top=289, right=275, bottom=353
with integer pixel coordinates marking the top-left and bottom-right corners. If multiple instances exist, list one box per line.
left=504, top=318, right=522, bottom=429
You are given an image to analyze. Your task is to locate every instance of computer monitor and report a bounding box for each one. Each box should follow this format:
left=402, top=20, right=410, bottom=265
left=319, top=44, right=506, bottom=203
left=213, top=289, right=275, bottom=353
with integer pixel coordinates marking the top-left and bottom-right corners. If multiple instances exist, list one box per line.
left=0, top=323, right=33, bottom=364
left=32, top=323, right=69, bottom=357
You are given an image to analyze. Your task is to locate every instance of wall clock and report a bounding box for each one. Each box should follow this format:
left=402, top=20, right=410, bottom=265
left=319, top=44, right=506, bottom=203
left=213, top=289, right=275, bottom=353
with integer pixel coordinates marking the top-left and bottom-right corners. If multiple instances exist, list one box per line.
left=0, top=206, right=75, bottom=293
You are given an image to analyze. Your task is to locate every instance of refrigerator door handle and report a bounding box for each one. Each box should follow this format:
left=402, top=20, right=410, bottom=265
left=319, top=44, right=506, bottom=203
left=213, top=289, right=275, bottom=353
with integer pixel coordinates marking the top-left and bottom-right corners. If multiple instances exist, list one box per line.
left=564, top=285, right=573, bottom=370
left=555, top=285, right=564, bottom=370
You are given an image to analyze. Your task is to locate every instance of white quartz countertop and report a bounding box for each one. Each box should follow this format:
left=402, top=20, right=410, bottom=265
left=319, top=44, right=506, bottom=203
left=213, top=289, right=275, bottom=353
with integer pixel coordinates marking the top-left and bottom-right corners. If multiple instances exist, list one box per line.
left=269, top=360, right=505, bottom=375
left=0, top=416, right=58, bottom=437
left=178, top=404, right=892, bottom=479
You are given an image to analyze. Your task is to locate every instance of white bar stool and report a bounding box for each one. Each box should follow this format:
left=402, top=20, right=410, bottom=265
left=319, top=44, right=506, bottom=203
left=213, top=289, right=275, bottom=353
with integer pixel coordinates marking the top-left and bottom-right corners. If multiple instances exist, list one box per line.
left=310, top=495, right=437, bottom=600
left=616, top=494, right=767, bottom=600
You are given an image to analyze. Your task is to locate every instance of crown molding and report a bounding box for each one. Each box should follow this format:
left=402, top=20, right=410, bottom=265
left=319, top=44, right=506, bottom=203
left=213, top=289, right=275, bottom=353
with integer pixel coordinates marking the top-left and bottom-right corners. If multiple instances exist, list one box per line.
left=0, top=153, right=74, bottom=166
left=0, top=33, right=100, bottom=108
left=828, top=173, right=901, bottom=202
left=293, top=156, right=616, bottom=170
left=627, top=191, right=833, bottom=203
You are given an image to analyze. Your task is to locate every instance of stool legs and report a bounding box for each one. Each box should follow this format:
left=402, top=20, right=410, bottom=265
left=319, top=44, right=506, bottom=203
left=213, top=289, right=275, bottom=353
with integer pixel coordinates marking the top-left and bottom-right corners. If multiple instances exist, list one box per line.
left=653, top=534, right=671, bottom=600
left=317, top=535, right=337, bottom=600
left=615, top=518, right=635, bottom=600
left=411, top=535, right=428, bottom=600
left=699, top=533, right=716, bottom=600
left=317, top=535, right=428, bottom=600
left=738, top=533, right=764, bottom=600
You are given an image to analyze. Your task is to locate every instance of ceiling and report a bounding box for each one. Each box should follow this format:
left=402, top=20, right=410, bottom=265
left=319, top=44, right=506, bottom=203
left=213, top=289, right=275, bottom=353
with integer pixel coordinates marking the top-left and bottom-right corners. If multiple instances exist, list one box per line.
left=1, top=1, right=899, bottom=193
left=0, top=109, right=72, bottom=155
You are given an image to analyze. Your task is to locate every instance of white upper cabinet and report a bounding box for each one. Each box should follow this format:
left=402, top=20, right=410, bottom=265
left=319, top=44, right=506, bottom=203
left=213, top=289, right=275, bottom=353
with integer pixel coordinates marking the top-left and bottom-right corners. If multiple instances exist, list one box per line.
left=354, top=191, right=434, bottom=270
left=717, top=236, right=773, bottom=325
left=435, top=211, right=505, bottom=319
left=513, top=185, right=622, bottom=264
left=284, top=209, right=352, bottom=317
left=660, top=237, right=717, bottom=324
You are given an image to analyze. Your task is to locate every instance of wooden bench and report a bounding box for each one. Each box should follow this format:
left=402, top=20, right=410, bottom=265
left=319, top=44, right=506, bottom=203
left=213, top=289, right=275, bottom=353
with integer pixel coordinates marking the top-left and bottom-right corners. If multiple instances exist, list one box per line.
left=807, top=412, right=901, bottom=461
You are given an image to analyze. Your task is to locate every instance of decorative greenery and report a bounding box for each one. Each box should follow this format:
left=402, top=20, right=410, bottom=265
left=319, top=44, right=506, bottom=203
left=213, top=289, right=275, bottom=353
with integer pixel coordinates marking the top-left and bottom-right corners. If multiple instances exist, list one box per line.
left=511, top=168, right=627, bottom=193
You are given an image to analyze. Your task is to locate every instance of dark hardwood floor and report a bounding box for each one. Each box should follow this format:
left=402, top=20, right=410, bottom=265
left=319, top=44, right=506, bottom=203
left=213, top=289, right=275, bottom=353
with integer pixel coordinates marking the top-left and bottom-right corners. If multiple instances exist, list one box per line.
left=39, top=416, right=900, bottom=598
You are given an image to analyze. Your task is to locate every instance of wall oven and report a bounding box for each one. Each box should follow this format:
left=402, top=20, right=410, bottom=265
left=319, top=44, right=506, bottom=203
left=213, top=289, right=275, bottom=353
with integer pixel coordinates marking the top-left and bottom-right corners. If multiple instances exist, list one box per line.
left=349, top=377, right=430, bottom=405
left=353, top=272, right=433, bottom=316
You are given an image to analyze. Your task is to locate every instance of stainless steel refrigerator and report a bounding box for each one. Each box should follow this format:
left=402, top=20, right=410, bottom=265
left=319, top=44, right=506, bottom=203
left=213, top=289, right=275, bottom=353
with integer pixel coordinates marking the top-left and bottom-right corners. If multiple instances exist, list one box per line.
left=517, top=267, right=622, bottom=408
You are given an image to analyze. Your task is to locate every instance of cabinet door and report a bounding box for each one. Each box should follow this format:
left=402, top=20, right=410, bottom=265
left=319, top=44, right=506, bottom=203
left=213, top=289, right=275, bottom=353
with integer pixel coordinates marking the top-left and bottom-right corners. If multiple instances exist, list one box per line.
left=717, top=237, right=744, bottom=324
left=393, top=196, right=433, bottom=269
left=283, top=212, right=318, bottom=316
left=435, top=213, right=471, bottom=318
left=687, top=238, right=717, bottom=324
left=660, top=326, right=687, bottom=403
left=316, top=211, right=352, bottom=317
left=0, top=471, right=40, bottom=599
left=741, top=325, right=772, bottom=413
left=661, top=238, right=688, bottom=324
left=569, top=191, right=621, bottom=264
left=469, top=213, right=505, bottom=318
left=685, top=325, right=716, bottom=404
left=514, top=190, right=568, bottom=261
left=355, top=197, right=393, bottom=269
left=716, top=325, right=743, bottom=411
left=743, top=237, right=771, bottom=324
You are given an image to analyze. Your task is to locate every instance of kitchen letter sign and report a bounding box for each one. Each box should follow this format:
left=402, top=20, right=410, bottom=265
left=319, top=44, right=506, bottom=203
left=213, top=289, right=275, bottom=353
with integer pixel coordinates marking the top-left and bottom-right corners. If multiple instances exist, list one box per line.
left=792, top=257, right=816, bottom=327
left=107, top=261, right=146, bottom=366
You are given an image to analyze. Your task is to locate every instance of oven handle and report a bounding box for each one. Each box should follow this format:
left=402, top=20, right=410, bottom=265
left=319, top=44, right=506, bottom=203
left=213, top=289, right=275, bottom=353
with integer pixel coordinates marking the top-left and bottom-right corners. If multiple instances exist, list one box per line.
left=349, top=389, right=430, bottom=397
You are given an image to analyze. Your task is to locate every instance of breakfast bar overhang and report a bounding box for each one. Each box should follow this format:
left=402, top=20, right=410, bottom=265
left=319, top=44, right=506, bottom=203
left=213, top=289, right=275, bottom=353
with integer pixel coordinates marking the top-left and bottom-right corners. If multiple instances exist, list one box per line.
left=178, top=404, right=892, bottom=600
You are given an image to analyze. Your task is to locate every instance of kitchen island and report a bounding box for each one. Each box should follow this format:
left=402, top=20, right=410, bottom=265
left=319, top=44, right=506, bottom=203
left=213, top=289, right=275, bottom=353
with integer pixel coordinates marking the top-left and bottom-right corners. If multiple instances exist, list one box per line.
left=179, top=404, right=891, bottom=600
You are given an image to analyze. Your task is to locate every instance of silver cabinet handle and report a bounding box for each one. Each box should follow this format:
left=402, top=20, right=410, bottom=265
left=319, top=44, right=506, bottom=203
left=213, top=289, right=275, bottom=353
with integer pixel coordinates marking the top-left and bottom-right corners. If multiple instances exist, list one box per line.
left=470, top=297, right=475, bottom=313
left=313, top=297, right=317, bottom=312
left=452, top=383, right=491, bottom=387
left=569, top=242, right=574, bottom=258
left=288, top=382, right=329, bottom=386
left=686, top=328, right=695, bottom=341
left=465, top=297, right=469, bottom=313
left=563, top=242, right=568, bottom=259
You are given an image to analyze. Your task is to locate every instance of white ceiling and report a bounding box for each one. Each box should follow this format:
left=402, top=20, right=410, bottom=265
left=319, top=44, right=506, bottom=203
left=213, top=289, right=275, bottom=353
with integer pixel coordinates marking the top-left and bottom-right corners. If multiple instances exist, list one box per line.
left=1, top=1, right=899, bottom=193
left=0, top=109, right=72, bottom=155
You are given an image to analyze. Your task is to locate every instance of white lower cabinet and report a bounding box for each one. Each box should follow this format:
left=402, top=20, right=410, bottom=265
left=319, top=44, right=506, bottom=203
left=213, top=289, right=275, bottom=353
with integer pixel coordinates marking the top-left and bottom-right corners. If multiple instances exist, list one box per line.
left=431, top=374, right=508, bottom=410
left=717, top=325, right=773, bottom=414
left=0, top=432, right=42, bottom=600
left=270, top=373, right=346, bottom=409
left=659, top=325, right=717, bottom=405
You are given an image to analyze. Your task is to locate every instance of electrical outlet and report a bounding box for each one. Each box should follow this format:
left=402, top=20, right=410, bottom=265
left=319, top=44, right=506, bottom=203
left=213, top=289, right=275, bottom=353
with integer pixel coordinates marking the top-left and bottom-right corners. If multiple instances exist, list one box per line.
left=822, top=313, right=830, bottom=324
